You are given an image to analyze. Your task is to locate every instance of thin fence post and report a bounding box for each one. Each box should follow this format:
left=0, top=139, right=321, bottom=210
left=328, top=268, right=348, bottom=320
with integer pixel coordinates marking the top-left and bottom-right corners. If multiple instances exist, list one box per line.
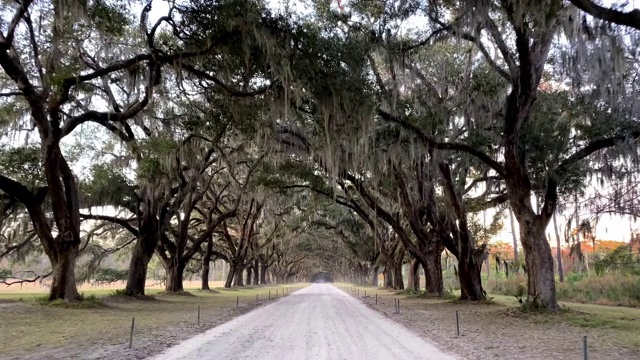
left=364, top=290, right=366, bottom=298
left=456, top=311, right=460, bottom=336
left=269, top=291, right=271, bottom=300
left=583, top=336, right=588, bottom=360
left=197, top=305, right=200, bottom=326
left=236, top=296, right=239, bottom=308
left=375, top=293, right=378, bottom=305
left=398, top=299, right=400, bottom=313
left=256, top=294, right=259, bottom=301
left=129, top=317, right=135, bottom=349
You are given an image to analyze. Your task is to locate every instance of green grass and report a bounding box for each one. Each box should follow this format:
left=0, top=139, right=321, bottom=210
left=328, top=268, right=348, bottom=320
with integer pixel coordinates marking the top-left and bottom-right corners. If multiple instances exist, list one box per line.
left=486, top=273, right=640, bottom=307
left=0, top=284, right=306, bottom=356
left=484, top=293, right=640, bottom=348
left=339, top=282, right=640, bottom=350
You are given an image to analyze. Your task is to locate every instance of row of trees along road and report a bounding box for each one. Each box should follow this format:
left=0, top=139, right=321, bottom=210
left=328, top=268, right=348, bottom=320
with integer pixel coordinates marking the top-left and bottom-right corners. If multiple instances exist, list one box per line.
left=1, top=0, right=640, bottom=310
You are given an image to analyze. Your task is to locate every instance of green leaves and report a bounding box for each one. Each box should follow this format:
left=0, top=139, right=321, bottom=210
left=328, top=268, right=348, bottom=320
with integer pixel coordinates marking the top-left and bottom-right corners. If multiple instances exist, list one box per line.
left=86, top=0, right=133, bottom=36
left=93, top=267, right=128, bottom=284
left=0, top=146, right=44, bottom=187
left=594, top=245, right=640, bottom=276
left=82, top=163, right=135, bottom=208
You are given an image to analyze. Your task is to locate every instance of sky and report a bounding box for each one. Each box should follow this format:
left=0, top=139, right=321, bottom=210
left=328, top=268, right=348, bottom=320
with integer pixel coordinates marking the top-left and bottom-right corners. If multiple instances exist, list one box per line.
left=111, top=0, right=640, bottom=246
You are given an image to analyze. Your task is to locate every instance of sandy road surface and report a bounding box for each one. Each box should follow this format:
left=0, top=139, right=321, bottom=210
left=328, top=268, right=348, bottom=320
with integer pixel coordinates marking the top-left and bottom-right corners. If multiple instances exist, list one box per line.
left=149, top=284, right=458, bottom=360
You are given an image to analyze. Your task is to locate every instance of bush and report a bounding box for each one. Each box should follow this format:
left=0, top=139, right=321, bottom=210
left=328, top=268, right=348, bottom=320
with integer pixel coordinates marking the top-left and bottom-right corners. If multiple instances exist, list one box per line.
left=93, top=267, right=128, bottom=284
left=489, top=273, right=640, bottom=307
left=565, top=272, right=587, bottom=284
left=34, top=293, right=104, bottom=308
left=556, top=274, right=640, bottom=307
left=488, top=274, right=527, bottom=297
left=0, top=268, right=11, bottom=280
left=593, top=245, right=640, bottom=276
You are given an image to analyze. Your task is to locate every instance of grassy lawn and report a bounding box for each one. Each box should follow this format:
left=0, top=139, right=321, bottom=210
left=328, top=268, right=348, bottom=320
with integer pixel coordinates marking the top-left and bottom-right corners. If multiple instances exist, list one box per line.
left=336, top=283, right=640, bottom=358
left=0, top=284, right=305, bottom=357
left=486, top=293, right=640, bottom=348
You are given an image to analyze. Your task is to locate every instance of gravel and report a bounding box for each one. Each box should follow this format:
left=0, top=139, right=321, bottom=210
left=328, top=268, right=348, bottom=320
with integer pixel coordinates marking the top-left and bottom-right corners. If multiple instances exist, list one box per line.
left=149, top=284, right=457, bottom=360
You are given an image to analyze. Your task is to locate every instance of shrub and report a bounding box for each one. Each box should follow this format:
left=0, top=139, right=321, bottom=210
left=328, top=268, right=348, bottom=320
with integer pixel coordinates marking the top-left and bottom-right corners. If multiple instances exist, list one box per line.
left=34, top=293, right=104, bottom=308
left=490, top=273, right=640, bottom=307
left=93, top=267, right=128, bottom=284
left=488, top=274, right=527, bottom=296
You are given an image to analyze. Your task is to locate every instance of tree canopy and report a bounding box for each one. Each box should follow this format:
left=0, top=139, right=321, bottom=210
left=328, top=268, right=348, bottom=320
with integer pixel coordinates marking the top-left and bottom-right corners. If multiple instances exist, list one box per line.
left=1, top=0, right=640, bottom=311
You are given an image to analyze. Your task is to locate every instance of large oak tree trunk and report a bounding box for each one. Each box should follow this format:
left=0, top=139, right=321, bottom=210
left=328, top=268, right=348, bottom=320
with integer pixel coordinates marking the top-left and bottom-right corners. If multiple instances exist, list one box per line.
left=423, top=250, right=443, bottom=295
left=234, top=266, right=244, bottom=287
left=253, top=261, right=260, bottom=285
left=125, top=239, right=155, bottom=296
left=458, top=249, right=485, bottom=300
left=201, top=239, right=213, bottom=291
left=165, top=261, right=185, bottom=293
left=44, top=147, right=82, bottom=302
left=370, top=265, right=379, bottom=287
left=521, top=218, right=558, bottom=309
left=201, top=262, right=211, bottom=290
left=48, top=243, right=81, bottom=302
left=393, top=262, right=404, bottom=290
left=384, top=267, right=393, bottom=288
left=245, top=266, right=253, bottom=285
left=259, top=262, right=268, bottom=284
left=407, top=259, right=420, bottom=292
left=225, top=263, right=236, bottom=288
left=125, top=226, right=158, bottom=296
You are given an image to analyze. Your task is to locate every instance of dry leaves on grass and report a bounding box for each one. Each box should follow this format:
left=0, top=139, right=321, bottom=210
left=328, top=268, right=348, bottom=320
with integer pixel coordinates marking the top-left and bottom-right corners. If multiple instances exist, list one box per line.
left=358, top=293, right=640, bottom=360
left=0, top=291, right=278, bottom=360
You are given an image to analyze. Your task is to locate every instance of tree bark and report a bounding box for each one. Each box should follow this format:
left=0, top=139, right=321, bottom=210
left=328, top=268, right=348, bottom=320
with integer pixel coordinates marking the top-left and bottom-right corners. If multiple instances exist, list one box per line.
left=48, top=244, right=81, bottom=302
left=44, top=148, right=83, bottom=302
left=520, top=218, right=558, bottom=309
left=165, top=261, right=185, bottom=293
left=393, top=261, right=404, bottom=290
left=423, top=250, right=443, bottom=295
left=458, top=248, right=485, bottom=300
left=125, top=235, right=156, bottom=296
left=509, top=208, right=519, bottom=266
left=245, top=266, right=253, bottom=285
left=260, top=262, right=268, bottom=284
left=253, top=260, right=260, bottom=285
left=201, top=239, right=213, bottom=290
left=233, top=266, right=244, bottom=287
left=552, top=211, right=564, bottom=282
left=370, top=265, right=379, bottom=287
left=224, top=263, right=236, bottom=288
left=407, top=259, right=420, bottom=292
left=384, top=267, right=393, bottom=288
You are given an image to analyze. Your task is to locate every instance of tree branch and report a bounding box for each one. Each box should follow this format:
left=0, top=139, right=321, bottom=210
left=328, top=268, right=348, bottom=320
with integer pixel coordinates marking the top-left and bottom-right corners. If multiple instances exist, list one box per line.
left=79, top=213, right=139, bottom=237
left=1, top=270, right=52, bottom=286
left=377, top=108, right=506, bottom=177
left=570, top=0, right=640, bottom=30
left=555, top=128, right=640, bottom=176
left=1, top=0, right=34, bottom=50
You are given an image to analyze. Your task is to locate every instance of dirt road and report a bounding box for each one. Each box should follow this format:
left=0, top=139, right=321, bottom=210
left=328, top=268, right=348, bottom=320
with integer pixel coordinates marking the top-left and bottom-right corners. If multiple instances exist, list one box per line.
left=149, top=284, right=458, bottom=360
